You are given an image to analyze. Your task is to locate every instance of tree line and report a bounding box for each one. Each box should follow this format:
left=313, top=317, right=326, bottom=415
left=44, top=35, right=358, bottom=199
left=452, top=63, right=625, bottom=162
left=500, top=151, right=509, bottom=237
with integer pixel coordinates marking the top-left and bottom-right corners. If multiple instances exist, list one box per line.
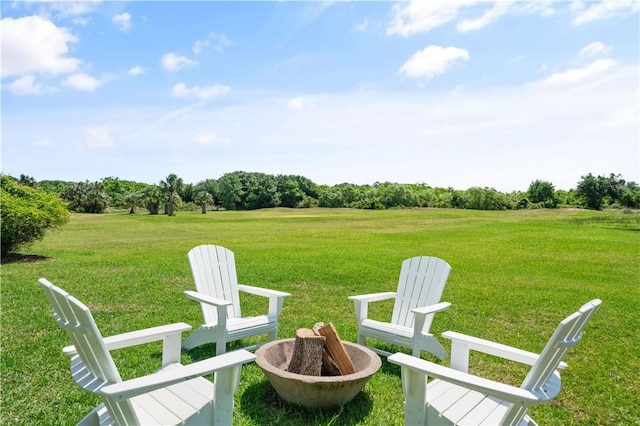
left=14, top=170, right=640, bottom=214
left=2, top=171, right=638, bottom=257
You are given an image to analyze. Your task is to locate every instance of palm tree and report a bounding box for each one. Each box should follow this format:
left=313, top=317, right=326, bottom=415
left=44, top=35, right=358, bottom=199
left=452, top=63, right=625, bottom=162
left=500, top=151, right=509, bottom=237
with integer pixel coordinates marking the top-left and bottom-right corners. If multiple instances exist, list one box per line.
left=124, top=192, right=144, bottom=214
left=194, top=191, right=214, bottom=214
left=161, top=173, right=184, bottom=216
left=144, top=185, right=163, bottom=215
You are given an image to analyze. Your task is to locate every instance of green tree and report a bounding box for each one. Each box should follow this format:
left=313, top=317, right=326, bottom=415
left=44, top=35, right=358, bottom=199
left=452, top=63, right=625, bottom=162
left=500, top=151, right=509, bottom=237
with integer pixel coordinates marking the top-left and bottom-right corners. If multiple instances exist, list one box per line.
left=616, top=181, right=640, bottom=208
left=317, top=185, right=345, bottom=207
left=217, top=171, right=279, bottom=210
left=144, top=185, right=163, bottom=214
left=38, top=180, right=73, bottom=196
left=377, top=182, right=414, bottom=208
left=102, top=177, right=148, bottom=208
left=411, top=184, right=437, bottom=208
left=576, top=173, right=624, bottom=210
left=556, top=188, right=578, bottom=207
left=465, top=187, right=508, bottom=210
left=194, top=191, right=214, bottom=213
left=195, top=179, right=221, bottom=209
left=528, top=180, right=558, bottom=208
left=18, top=174, right=37, bottom=187
left=451, top=190, right=469, bottom=209
left=160, top=173, right=184, bottom=216
left=218, top=172, right=244, bottom=210
left=275, top=174, right=318, bottom=208
left=123, top=192, right=144, bottom=214
left=244, top=173, right=279, bottom=209
left=181, top=183, right=196, bottom=204
left=1, top=175, right=69, bottom=256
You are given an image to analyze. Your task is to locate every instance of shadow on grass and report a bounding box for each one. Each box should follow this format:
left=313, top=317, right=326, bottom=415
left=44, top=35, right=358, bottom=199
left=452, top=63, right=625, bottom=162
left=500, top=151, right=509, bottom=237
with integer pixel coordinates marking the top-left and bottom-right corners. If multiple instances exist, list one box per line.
left=380, top=357, right=401, bottom=377
left=239, top=379, right=374, bottom=426
left=0, top=253, right=51, bottom=264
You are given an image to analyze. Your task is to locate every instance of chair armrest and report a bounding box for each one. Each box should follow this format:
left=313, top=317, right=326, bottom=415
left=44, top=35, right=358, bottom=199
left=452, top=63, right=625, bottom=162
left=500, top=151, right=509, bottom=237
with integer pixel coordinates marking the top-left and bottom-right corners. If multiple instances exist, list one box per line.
left=348, top=292, right=396, bottom=303
left=388, top=352, right=540, bottom=404
left=237, top=284, right=291, bottom=298
left=184, top=290, right=233, bottom=307
left=442, top=331, right=568, bottom=372
left=411, top=302, right=451, bottom=342
left=348, top=292, right=396, bottom=322
left=237, top=285, right=290, bottom=317
left=411, top=302, right=451, bottom=316
left=99, top=349, right=257, bottom=400
left=63, top=323, right=192, bottom=356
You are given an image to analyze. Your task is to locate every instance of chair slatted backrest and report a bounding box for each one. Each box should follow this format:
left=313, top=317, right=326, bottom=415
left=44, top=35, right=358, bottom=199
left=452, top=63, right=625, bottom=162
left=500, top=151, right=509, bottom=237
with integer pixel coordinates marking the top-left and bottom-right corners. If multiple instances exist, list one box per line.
left=522, top=299, right=601, bottom=392
left=188, top=245, right=242, bottom=323
left=39, top=278, right=139, bottom=425
left=498, top=299, right=601, bottom=426
left=391, top=256, right=451, bottom=328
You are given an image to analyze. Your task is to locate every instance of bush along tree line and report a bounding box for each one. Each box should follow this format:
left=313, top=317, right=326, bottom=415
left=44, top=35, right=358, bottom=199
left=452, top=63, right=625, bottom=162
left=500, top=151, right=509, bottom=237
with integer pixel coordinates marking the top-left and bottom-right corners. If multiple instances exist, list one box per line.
left=0, top=174, right=69, bottom=257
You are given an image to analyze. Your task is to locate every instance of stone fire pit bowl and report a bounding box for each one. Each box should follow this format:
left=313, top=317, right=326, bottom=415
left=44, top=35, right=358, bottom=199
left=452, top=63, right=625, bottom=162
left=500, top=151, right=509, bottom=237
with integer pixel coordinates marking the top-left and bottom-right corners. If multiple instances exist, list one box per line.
left=255, top=338, right=382, bottom=409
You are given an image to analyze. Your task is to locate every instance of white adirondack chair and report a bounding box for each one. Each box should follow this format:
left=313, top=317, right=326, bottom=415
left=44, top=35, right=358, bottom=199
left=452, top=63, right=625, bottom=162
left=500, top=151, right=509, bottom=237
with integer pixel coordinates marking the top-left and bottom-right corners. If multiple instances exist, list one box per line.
left=39, top=278, right=256, bottom=426
left=183, top=245, right=291, bottom=355
left=348, top=256, right=452, bottom=360
left=388, top=299, right=602, bottom=426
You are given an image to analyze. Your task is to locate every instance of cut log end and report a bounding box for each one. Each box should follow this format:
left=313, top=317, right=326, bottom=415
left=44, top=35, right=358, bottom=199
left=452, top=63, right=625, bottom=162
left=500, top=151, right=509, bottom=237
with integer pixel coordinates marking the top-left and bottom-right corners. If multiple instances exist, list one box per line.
left=287, top=328, right=326, bottom=376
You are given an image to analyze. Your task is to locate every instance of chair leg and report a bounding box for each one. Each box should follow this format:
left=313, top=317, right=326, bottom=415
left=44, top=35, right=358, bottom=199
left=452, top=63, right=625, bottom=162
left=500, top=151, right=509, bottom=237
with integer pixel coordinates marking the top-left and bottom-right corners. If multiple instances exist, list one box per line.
left=215, top=336, right=227, bottom=355
left=267, top=328, right=277, bottom=342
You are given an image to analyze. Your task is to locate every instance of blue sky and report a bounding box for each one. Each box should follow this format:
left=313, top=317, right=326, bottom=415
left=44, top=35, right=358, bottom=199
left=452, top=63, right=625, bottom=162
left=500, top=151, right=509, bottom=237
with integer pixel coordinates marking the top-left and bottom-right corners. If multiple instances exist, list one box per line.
left=1, top=0, right=638, bottom=191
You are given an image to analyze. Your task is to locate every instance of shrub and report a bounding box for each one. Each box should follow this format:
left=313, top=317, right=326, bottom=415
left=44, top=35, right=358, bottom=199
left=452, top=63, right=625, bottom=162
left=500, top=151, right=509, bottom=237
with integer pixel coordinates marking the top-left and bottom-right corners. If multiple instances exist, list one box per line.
left=1, top=175, right=69, bottom=256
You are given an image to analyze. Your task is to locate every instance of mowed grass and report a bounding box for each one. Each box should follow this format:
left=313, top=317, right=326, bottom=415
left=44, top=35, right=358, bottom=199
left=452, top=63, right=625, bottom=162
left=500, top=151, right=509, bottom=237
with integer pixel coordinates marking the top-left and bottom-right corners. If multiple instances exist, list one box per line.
left=1, top=208, right=638, bottom=425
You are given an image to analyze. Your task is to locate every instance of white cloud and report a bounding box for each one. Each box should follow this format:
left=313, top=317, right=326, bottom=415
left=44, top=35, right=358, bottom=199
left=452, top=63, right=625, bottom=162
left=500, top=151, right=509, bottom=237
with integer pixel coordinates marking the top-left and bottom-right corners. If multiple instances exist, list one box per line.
left=8, top=74, right=43, bottom=95
left=192, top=32, right=232, bottom=55
left=539, top=59, right=618, bottom=86
left=355, top=18, right=382, bottom=32
left=128, top=65, right=147, bottom=76
left=1, top=15, right=81, bottom=78
left=72, top=17, right=90, bottom=26
left=356, top=19, right=370, bottom=32
left=287, top=96, right=316, bottom=110
left=399, top=45, right=469, bottom=81
left=387, top=0, right=557, bottom=36
left=62, top=73, right=103, bottom=91
left=171, top=82, right=230, bottom=101
left=573, top=0, right=640, bottom=25
left=192, top=39, right=209, bottom=55
left=161, top=52, right=197, bottom=71
left=456, top=2, right=510, bottom=32
left=44, top=1, right=102, bottom=18
left=83, top=127, right=113, bottom=149
left=579, top=41, right=611, bottom=57
left=194, top=132, right=230, bottom=146
left=387, top=0, right=477, bottom=36
left=112, top=12, right=131, bottom=32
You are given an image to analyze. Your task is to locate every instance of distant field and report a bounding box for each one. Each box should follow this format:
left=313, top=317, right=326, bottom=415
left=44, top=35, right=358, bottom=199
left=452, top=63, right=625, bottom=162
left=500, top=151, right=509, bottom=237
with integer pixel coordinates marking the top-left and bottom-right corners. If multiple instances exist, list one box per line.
left=2, top=208, right=638, bottom=425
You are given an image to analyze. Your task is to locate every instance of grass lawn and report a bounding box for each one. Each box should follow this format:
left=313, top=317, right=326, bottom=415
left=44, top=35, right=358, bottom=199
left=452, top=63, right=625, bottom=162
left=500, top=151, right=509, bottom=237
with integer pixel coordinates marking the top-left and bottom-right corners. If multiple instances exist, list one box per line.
left=1, top=208, right=638, bottom=425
